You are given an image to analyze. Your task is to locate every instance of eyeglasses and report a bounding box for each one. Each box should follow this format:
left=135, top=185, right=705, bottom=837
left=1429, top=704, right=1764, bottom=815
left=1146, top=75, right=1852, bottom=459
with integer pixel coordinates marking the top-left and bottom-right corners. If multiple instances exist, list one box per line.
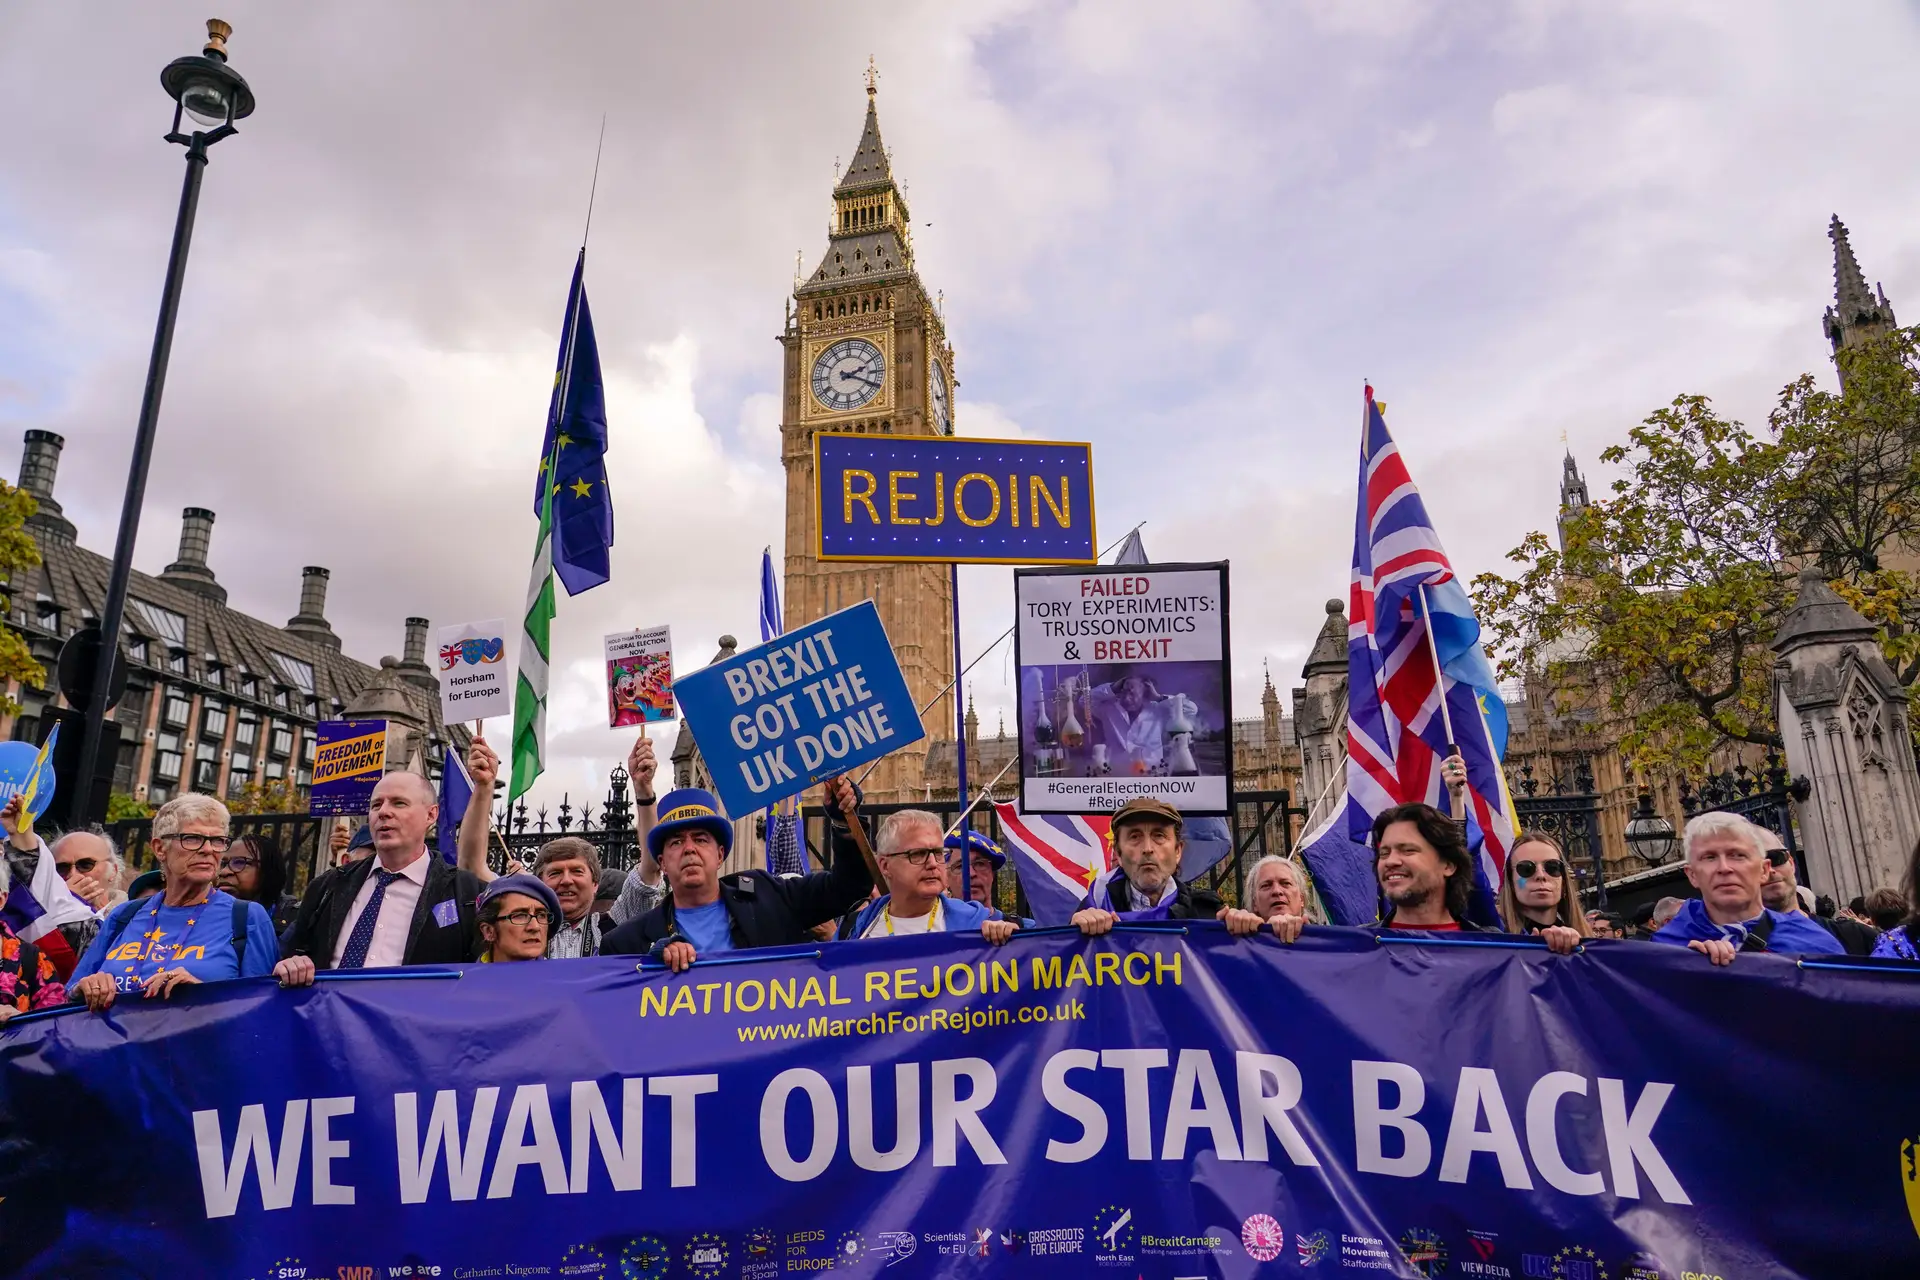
left=1512, top=859, right=1565, bottom=881
left=884, top=847, right=950, bottom=867
left=491, top=908, right=553, bottom=929
left=218, top=856, right=260, bottom=873
left=55, top=857, right=100, bottom=879
left=162, top=833, right=233, bottom=852
left=1764, top=848, right=1790, bottom=868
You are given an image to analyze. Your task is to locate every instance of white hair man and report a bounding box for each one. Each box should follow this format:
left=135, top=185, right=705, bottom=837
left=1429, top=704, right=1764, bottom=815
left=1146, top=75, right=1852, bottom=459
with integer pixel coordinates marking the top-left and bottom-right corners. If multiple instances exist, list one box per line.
left=1651, top=812, right=1843, bottom=964
left=840, top=810, right=1018, bottom=943
left=276, top=771, right=484, bottom=986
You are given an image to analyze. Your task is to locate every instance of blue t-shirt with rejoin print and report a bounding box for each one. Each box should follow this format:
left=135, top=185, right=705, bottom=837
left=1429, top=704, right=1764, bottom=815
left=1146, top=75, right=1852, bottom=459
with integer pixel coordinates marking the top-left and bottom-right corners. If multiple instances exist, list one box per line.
left=70, top=889, right=278, bottom=994
left=674, top=900, right=735, bottom=956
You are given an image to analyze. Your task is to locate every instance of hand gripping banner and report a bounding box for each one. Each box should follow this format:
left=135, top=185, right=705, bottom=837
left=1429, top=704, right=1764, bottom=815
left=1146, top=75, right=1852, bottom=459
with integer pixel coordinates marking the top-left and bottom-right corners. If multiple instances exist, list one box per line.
left=2, top=928, right=1917, bottom=1278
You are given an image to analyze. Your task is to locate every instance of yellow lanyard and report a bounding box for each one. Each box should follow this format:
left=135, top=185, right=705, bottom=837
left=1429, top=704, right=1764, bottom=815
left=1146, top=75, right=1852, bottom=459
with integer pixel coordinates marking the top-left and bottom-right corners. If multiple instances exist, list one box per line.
left=882, top=898, right=942, bottom=934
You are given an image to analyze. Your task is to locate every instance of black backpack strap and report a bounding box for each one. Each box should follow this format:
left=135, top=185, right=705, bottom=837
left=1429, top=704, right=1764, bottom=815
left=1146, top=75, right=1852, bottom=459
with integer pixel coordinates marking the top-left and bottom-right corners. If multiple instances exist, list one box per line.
left=1739, top=912, right=1776, bottom=953
left=231, top=897, right=251, bottom=970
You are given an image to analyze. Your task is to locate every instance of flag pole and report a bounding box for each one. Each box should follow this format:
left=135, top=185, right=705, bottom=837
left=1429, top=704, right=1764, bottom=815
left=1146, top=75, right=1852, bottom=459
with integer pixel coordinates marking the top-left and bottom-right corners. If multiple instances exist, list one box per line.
left=952, top=561, right=971, bottom=900
left=1417, top=582, right=1463, bottom=819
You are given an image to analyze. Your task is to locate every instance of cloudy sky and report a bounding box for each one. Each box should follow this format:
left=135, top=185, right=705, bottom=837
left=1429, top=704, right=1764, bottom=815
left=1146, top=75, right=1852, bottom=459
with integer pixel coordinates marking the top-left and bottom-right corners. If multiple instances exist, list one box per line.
left=2, top=1, right=1916, bottom=808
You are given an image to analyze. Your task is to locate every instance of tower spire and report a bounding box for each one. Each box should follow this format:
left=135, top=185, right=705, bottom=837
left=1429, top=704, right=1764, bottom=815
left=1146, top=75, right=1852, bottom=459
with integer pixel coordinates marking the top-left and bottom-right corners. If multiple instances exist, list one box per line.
left=1558, top=450, right=1590, bottom=553
left=1824, top=215, right=1898, bottom=361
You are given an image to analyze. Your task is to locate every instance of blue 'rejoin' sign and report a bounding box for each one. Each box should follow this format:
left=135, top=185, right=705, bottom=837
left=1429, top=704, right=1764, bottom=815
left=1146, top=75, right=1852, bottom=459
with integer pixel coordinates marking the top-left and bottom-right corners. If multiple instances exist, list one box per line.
left=673, top=601, right=926, bottom=817
left=814, top=433, right=1097, bottom=564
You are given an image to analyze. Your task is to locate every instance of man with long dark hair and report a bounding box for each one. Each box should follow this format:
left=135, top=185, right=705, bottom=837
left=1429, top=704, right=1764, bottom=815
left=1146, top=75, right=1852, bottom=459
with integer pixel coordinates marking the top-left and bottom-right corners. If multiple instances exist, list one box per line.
left=1369, top=802, right=1491, bottom=933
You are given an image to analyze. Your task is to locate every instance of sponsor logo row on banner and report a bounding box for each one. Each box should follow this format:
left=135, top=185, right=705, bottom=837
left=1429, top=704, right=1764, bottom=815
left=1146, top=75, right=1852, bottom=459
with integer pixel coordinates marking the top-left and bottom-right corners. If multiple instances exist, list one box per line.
left=254, top=1215, right=1713, bottom=1280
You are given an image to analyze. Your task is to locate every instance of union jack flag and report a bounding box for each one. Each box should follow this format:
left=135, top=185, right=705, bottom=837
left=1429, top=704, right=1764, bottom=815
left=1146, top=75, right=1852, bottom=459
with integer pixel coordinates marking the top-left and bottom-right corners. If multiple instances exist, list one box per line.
left=993, top=805, right=1114, bottom=925
left=1345, top=386, right=1514, bottom=895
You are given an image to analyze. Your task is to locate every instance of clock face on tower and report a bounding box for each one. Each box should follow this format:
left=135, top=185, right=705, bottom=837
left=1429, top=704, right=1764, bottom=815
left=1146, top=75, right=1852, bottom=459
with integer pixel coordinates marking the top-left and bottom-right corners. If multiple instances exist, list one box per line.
left=811, top=338, right=886, bottom=413
left=930, top=359, right=951, bottom=434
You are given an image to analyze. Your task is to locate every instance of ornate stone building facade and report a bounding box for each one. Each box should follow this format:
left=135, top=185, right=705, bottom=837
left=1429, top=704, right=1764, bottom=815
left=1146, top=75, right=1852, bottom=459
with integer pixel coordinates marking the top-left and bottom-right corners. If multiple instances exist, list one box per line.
left=778, top=81, right=957, bottom=803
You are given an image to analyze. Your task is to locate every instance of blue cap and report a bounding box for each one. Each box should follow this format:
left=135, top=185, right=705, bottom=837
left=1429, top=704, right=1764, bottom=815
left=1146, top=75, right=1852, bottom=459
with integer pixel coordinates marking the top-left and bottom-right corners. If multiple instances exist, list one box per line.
left=649, top=788, right=733, bottom=860
left=347, top=825, right=374, bottom=851
left=944, top=828, right=1006, bottom=869
left=476, top=873, right=562, bottom=924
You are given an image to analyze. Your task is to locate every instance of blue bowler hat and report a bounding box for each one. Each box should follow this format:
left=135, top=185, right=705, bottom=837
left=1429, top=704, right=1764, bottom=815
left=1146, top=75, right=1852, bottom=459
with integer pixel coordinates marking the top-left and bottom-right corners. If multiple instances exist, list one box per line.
left=649, top=788, right=734, bottom=860
left=944, top=828, right=1006, bottom=869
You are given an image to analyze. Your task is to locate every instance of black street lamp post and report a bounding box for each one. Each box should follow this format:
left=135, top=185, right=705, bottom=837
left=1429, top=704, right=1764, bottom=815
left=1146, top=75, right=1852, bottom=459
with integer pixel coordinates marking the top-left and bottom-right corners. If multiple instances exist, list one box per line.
left=77, top=20, right=254, bottom=821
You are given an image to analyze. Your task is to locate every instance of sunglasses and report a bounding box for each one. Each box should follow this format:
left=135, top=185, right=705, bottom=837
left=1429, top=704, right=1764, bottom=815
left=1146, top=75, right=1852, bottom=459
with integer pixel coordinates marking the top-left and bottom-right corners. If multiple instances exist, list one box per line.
left=55, top=857, right=100, bottom=879
left=885, top=847, right=951, bottom=867
left=1764, top=848, right=1789, bottom=868
left=1512, top=859, right=1565, bottom=881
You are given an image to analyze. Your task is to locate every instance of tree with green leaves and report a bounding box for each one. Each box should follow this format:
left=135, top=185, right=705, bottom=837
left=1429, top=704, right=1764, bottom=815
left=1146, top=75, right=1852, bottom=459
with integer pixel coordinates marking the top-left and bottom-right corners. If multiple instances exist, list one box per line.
left=0, top=479, right=44, bottom=717
left=1473, top=327, right=1920, bottom=776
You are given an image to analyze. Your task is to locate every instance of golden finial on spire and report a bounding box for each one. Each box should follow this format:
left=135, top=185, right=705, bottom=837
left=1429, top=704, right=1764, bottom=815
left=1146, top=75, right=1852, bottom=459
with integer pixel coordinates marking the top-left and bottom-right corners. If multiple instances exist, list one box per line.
left=794, top=249, right=802, bottom=288
left=865, top=56, right=879, bottom=97
left=1559, top=427, right=1569, bottom=446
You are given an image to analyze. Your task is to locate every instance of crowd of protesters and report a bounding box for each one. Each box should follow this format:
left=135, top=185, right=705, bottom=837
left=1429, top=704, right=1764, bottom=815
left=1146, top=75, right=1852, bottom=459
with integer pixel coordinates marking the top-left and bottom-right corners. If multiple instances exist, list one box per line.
left=4, top=735, right=1919, bottom=1027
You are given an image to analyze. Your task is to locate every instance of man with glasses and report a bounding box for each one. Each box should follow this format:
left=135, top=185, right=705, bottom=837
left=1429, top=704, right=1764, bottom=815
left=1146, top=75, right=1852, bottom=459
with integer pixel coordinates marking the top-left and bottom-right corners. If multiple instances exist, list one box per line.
left=841, top=811, right=1019, bottom=942
left=1753, top=823, right=1877, bottom=956
left=1, top=795, right=110, bottom=976
left=276, top=772, right=482, bottom=986
left=944, top=829, right=1005, bottom=909
left=475, top=874, right=561, bottom=963
left=602, top=778, right=873, bottom=971
left=1652, top=812, right=1843, bottom=964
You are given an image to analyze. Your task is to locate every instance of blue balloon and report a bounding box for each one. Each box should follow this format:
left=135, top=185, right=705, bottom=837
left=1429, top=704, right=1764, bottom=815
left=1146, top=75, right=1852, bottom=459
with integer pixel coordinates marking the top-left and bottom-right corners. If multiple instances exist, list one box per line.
left=0, top=739, right=58, bottom=820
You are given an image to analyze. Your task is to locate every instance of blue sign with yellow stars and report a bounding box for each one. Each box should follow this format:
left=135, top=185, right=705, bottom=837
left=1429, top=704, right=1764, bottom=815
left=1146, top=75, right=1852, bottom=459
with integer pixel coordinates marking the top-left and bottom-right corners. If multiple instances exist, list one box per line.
left=813, top=432, right=1096, bottom=565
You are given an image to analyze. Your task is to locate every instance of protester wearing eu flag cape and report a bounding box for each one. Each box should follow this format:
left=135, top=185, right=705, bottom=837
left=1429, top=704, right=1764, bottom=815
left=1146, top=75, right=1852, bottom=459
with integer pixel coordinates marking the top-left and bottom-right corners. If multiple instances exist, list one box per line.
left=1071, top=797, right=1265, bottom=938
left=1652, top=811, right=1842, bottom=964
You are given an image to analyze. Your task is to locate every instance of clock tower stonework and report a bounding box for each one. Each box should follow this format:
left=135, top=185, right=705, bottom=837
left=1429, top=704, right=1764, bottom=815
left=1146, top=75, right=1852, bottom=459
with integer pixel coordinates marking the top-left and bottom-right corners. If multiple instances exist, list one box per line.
left=779, top=81, right=957, bottom=803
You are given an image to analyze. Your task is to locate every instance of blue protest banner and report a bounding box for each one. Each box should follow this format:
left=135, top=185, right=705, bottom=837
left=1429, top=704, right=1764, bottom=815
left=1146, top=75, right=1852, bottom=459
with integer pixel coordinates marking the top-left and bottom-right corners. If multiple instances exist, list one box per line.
left=4, top=928, right=1917, bottom=1277
left=674, top=600, right=925, bottom=816
left=307, top=719, right=387, bottom=817
left=814, top=432, right=1097, bottom=564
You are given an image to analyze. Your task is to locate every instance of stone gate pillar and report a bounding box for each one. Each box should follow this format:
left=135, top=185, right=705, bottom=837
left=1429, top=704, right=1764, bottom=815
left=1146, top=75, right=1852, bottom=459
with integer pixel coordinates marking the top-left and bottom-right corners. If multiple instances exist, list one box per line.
left=1292, top=600, right=1350, bottom=821
left=1771, top=567, right=1920, bottom=901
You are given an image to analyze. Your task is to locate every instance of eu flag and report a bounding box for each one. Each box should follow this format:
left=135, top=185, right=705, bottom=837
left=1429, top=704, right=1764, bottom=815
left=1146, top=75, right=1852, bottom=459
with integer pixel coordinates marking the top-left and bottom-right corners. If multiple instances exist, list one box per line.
left=537, top=249, right=613, bottom=596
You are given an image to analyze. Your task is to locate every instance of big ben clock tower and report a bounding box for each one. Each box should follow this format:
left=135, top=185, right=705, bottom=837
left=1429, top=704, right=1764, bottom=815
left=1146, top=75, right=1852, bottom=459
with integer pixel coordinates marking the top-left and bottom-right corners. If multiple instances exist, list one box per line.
left=779, top=72, right=956, bottom=803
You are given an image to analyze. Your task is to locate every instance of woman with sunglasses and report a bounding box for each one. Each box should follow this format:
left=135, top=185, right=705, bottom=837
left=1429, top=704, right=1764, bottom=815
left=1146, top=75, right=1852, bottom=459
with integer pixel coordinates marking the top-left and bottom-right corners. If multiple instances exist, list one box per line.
left=67, top=794, right=279, bottom=1013
left=1497, top=831, right=1590, bottom=953
left=215, top=833, right=299, bottom=935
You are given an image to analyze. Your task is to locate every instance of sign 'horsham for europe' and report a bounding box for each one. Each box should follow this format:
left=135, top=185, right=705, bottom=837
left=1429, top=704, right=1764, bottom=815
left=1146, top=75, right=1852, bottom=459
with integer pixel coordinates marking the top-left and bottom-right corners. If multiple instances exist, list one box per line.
left=813, top=433, right=1096, bottom=565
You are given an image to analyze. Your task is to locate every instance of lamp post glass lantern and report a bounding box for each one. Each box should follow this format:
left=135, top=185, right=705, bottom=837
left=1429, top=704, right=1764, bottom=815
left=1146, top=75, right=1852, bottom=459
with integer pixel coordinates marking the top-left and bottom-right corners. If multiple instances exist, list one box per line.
left=76, top=20, right=255, bottom=824
left=1624, top=790, right=1679, bottom=866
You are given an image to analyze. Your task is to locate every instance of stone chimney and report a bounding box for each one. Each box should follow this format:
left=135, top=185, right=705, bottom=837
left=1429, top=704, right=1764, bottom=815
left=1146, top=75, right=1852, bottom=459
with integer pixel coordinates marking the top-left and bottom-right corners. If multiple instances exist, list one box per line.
left=160, top=507, right=226, bottom=604
left=17, top=430, right=75, bottom=542
left=285, top=566, right=341, bottom=651
left=396, top=616, right=437, bottom=692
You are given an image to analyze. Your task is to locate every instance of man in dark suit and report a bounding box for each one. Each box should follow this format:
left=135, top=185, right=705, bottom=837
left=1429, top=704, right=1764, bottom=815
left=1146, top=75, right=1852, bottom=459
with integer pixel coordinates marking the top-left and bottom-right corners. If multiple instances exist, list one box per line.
left=274, top=772, right=482, bottom=985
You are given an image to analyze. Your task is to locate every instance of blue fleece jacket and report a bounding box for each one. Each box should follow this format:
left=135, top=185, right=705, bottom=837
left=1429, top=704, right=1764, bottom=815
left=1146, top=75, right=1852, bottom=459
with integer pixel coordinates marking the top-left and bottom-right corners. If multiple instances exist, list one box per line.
left=1652, top=898, right=1844, bottom=955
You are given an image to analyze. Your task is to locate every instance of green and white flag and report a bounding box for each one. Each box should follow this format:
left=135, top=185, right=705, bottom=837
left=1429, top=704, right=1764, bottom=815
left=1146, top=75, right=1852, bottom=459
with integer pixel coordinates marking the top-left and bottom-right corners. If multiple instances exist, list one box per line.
left=511, top=453, right=559, bottom=800
left=512, top=248, right=608, bottom=801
